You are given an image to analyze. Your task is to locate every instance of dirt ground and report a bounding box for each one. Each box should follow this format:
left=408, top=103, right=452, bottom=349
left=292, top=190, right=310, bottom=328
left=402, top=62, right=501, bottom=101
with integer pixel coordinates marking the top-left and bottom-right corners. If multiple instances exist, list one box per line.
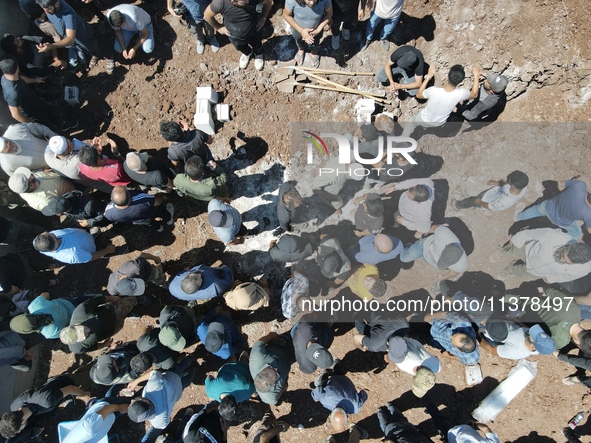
left=21, top=0, right=591, bottom=441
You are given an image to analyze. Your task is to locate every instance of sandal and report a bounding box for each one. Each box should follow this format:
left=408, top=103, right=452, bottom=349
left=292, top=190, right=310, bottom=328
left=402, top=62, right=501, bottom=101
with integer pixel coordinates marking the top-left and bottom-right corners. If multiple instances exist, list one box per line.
left=310, top=53, right=320, bottom=69
left=88, top=56, right=99, bottom=69
left=294, top=50, right=304, bottom=66
left=106, top=59, right=115, bottom=74
left=563, top=375, right=582, bottom=386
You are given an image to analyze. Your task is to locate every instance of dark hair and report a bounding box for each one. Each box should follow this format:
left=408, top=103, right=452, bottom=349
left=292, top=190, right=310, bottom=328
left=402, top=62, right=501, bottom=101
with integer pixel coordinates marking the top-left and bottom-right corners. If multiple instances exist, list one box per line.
left=365, top=197, right=384, bottom=217
left=565, top=243, right=591, bottom=264
left=361, top=124, right=379, bottom=142
left=409, top=185, right=430, bottom=202
left=369, top=278, right=387, bottom=298
left=218, top=395, right=237, bottom=421
left=36, top=0, right=58, bottom=7
left=0, top=55, right=18, bottom=75
left=128, top=398, right=155, bottom=423
left=458, top=335, right=476, bottom=353
left=78, top=144, right=100, bottom=166
left=506, top=170, right=529, bottom=189
left=0, top=35, right=18, bottom=55
left=33, top=233, right=56, bottom=252
left=448, top=65, right=465, bottom=87
left=0, top=411, right=24, bottom=439
left=109, top=10, right=125, bottom=28
left=185, top=156, right=205, bottom=181
left=181, top=272, right=202, bottom=294
left=130, top=353, right=153, bottom=375
left=577, top=330, right=591, bottom=356
left=160, top=121, right=184, bottom=142
left=254, top=367, right=278, bottom=393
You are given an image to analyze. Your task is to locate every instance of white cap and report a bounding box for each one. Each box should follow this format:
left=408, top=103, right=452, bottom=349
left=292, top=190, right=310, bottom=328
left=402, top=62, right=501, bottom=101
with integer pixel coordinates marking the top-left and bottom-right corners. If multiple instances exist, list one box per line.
left=48, top=136, right=68, bottom=155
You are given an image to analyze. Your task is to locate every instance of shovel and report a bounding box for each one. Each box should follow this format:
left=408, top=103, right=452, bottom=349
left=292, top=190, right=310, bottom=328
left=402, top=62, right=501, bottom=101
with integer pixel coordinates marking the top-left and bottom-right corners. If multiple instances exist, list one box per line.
left=276, top=78, right=392, bottom=105
left=294, top=73, right=386, bottom=97
left=294, top=66, right=374, bottom=76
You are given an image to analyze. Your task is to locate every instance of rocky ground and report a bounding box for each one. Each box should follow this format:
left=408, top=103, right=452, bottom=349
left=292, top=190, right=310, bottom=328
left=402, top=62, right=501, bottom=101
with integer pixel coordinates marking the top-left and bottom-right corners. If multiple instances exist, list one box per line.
left=24, top=0, right=591, bottom=441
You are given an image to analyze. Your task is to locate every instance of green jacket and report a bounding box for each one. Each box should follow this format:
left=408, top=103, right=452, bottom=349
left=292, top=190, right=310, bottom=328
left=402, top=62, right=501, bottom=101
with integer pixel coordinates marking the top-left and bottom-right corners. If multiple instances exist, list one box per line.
left=173, top=166, right=229, bottom=202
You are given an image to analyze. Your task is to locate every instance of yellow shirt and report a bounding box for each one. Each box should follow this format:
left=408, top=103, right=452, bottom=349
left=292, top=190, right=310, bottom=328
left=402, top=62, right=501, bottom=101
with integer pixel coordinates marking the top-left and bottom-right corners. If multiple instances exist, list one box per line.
left=348, top=264, right=379, bottom=301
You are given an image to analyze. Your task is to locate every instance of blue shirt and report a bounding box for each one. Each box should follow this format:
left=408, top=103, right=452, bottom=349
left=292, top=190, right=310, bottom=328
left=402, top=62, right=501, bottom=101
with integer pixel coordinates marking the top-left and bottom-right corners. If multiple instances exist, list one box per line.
left=28, top=295, right=75, bottom=339
left=205, top=362, right=255, bottom=402
left=207, top=199, right=242, bottom=244
left=143, top=371, right=183, bottom=429
left=42, top=228, right=96, bottom=264
left=545, top=180, right=591, bottom=228
left=104, top=192, right=156, bottom=223
left=429, top=312, right=480, bottom=365
left=311, top=375, right=367, bottom=414
left=47, top=0, right=95, bottom=50
left=197, top=309, right=244, bottom=359
left=61, top=400, right=115, bottom=443
left=169, top=265, right=233, bottom=301
left=354, top=234, right=403, bottom=265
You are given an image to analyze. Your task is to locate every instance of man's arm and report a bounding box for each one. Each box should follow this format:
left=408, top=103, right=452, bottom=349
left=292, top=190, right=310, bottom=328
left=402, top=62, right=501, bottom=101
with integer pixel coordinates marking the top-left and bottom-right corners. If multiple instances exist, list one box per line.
left=37, top=28, right=76, bottom=51
left=204, top=5, right=228, bottom=35
left=27, top=122, right=56, bottom=140
left=257, top=0, right=273, bottom=31
left=90, top=244, right=116, bottom=261
left=128, top=27, right=149, bottom=58
left=424, top=311, right=447, bottom=323
left=416, top=66, right=435, bottom=99
left=468, top=66, right=481, bottom=100
left=97, top=403, right=129, bottom=419
left=8, top=105, right=33, bottom=123
left=114, top=29, right=127, bottom=54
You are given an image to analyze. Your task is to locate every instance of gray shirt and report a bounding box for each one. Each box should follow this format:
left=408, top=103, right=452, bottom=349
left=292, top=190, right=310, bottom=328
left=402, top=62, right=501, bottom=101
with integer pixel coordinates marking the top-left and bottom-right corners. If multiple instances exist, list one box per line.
left=1, top=123, right=53, bottom=176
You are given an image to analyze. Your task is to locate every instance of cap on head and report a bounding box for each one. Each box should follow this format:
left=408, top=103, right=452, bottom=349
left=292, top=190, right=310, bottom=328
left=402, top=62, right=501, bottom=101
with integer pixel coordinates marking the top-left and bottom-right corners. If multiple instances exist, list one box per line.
left=486, top=73, right=509, bottom=93
left=320, top=251, right=342, bottom=277
left=437, top=243, right=463, bottom=269
left=387, top=336, right=408, bottom=363
left=529, top=324, right=555, bottom=355
left=208, top=210, right=233, bottom=228
left=92, top=355, right=117, bottom=384
left=126, top=152, right=147, bottom=172
left=204, top=321, right=225, bottom=353
left=484, top=318, right=509, bottom=342
left=115, top=277, right=146, bottom=296
left=48, top=136, right=68, bottom=155
left=397, top=52, right=418, bottom=69
left=305, top=342, right=334, bottom=368
left=412, top=366, right=436, bottom=398
left=159, top=325, right=186, bottom=351
left=8, top=167, right=32, bottom=194
left=60, top=325, right=88, bottom=345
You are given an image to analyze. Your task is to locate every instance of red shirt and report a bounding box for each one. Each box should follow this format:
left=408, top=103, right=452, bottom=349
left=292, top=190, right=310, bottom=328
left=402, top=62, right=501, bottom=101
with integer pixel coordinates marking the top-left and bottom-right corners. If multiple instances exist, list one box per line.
left=79, top=159, right=131, bottom=186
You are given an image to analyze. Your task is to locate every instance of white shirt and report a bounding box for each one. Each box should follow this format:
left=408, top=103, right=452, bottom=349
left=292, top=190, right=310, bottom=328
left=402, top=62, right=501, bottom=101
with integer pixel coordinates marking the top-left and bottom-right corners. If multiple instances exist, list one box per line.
left=108, top=4, right=151, bottom=32
left=375, top=0, right=405, bottom=19
left=396, top=338, right=441, bottom=375
left=422, top=226, right=468, bottom=273
left=421, top=87, right=471, bottom=125
left=448, top=425, right=500, bottom=443
left=397, top=178, right=434, bottom=234
left=481, top=184, right=527, bottom=211
left=496, top=324, right=538, bottom=360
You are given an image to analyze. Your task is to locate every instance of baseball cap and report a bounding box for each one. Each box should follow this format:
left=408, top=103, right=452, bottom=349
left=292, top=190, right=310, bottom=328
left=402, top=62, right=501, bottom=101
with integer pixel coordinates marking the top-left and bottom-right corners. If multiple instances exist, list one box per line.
left=159, top=325, right=186, bottom=351
left=320, top=251, right=342, bottom=277
left=60, top=325, right=88, bottom=345
left=8, top=167, right=32, bottom=194
left=437, top=244, right=463, bottom=269
left=348, top=163, right=366, bottom=181
left=204, top=322, right=225, bottom=353
left=41, top=196, right=71, bottom=216
left=91, top=355, right=117, bottom=384
left=397, top=52, right=418, bottom=69
left=387, top=336, right=408, bottom=363
left=48, top=136, right=68, bottom=155
left=305, top=342, right=334, bottom=369
left=115, top=277, right=146, bottom=296
left=484, top=318, right=509, bottom=342
left=10, top=314, right=37, bottom=334
left=412, top=366, right=436, bottom=398
left=128, top=398, right=156, bottom=423
left=486, top=73, right=509, bottom=93
left=529, top=324, right=555, bottom=355
left=126, top=152, right=147, bottom=172
left=208, top=210, right=233, bottom=228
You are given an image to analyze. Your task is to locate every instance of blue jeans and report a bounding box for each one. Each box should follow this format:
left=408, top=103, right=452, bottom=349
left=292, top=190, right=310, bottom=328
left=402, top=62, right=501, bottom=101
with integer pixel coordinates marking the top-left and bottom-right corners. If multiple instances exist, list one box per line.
left=399, top=238, right=427, bottom=263
left=376, top=67, right=418, bottom=96
left=515, top=200, right=582, bottom=239
left=114, top=24, right=155, bottom=54
left=365, top=11, right=401, bottom=41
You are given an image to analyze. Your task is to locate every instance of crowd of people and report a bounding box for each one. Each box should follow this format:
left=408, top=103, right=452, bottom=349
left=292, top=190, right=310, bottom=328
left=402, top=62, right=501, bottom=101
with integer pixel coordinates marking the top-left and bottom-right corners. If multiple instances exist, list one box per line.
left=0, top=0, right=587, bottom=442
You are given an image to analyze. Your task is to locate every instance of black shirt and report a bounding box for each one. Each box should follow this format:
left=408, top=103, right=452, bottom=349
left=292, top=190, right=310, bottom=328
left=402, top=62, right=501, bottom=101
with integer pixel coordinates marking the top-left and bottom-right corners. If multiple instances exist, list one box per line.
left=137, top=328, right=179, bottom=369
left=68, top=296, right=117, bottom=354
left=168, top=130, right=213, bottom=165
left=1, top=76, right=50, bottom=122
left=390, top=46, right=425, bottom=78
left=124, top=158, right=172, bottom=188
left=0, top=253, right=27, bottom=288
left=10, top=375, right=72, bottom=415
left=208, top=0, right=261, bottom=40
left=292, top=321, right=324, bottom=374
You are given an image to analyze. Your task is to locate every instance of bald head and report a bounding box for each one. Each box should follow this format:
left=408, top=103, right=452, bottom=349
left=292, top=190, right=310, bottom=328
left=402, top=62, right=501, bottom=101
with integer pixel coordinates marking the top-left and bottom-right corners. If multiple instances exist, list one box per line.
left=111, top=186, right=131, bottom=207
left=375, top=234, right=393, bottom=254
left=330, top=407, right=348, bottom=432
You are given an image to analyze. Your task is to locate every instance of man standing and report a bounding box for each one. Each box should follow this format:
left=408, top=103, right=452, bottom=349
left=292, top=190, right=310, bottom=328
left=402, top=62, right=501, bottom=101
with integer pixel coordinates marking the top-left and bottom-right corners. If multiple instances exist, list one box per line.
left=167, top=0, right=220, bottom=54
left=0, top=122, right=52, bottom=176
left=104, top=187, right=175, bottom=231
left=360, top=0, right=404, bottom=51
left=160, top=120, right=214, bottom=170
left=124, top=152, right=174, bottom=192
left=8, top=166, right=75, bottom=211
left=424, top=311, right=480, bottom=365
left=208, top=197, right=250, bottom=245
left=33, top=229, right=124, bottom=264
left=197, top=306, right=245, bottom=360
left=401, top=65, right=480, bottom=139
left=169, top=264, right=234, bottom=302
left=173, top=155, right=229, bottom=202
left=275, top=181, right=303, bottom=235
left=107, top=252, right=167, bottom=296
left=107, top=4, right=154, bottom=60
left=204, top=0, right=272, bottom=71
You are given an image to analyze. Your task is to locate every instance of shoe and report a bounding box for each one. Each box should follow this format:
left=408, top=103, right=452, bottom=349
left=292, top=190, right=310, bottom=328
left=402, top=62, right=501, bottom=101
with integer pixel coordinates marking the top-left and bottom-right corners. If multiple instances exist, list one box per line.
left=496, top=261, right=516, bottom=279
left=156, top=224, right=165, bottom=233
left=273, top=227, right=286, bottom=237
left=254, top=53, right=264, bottom=71
left=188, top=300, right=196, bottom=308
left=294, top=50, right=305, bottom=66
left=209, top=36, right=220, bottom=53
left=196, top=39, right=205, bottom=55
left=11, top=358, right=32, bottom=371
left=310, top=53, right=320, bottom=69
left=381, top=39, right=390, bottom=50
left=175, top=189, right=185, bottom=197
left=127, top=311, right=141, bottom=320
left=331, top=34, right=340, bottom=50
left=247, top=227, right=260, bottom=237
left=488, top=245, right=507, bottom=263
left=450, top=198, right=460, bottom=211
left=58, top=118, right=79, bottom=131
left=166, top=203, right=175, bottom=225
left=239, top=51, right=252, bottom=69
left=350, top=424, right=369, bottom=439
left=342, top=28, right=351, bottom=40
left=88, top=55, right=99, bottom=69
left=105, top=244, right=129, bottom=258
left=513, top=202, right=525, bottom=222
left=563, top=374, right=582, bottom=386
left=90, top=227, right=100, bottom=235
left=106, top=59, right=115, bottom=74
left=360, top=39, right=370, bottom=51
left=429, top=280, right=442, bottom=299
